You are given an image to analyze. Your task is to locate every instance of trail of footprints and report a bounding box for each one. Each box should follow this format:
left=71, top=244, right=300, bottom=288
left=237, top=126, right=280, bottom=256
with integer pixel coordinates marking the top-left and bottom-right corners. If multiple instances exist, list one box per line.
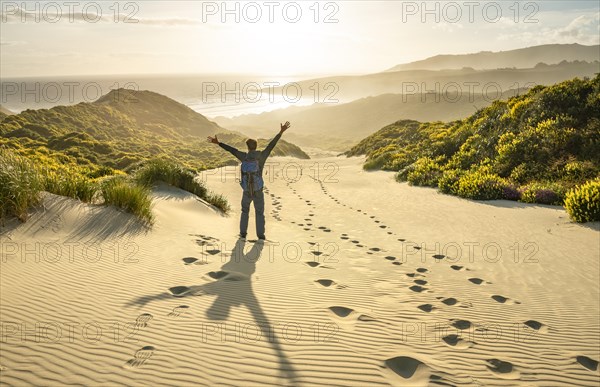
left=122, top=192, right=599, bottom=383
left=293, top=181, right=600, bottom=383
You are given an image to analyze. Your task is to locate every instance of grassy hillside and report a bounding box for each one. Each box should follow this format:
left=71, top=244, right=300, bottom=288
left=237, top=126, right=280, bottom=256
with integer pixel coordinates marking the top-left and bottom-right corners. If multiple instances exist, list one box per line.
left=347, top=75, right=600, bottom=220
left=0, top=89, right=309, bottom=171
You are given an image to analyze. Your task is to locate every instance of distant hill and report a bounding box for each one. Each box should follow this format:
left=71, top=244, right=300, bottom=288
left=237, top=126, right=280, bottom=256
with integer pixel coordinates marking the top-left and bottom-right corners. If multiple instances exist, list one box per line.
left=0, top=105, right=14, bottom=116
left=278, top=60, right=600, bottom=102
left=386, top=44, right=600, bottom=72
left=345, top=75, right=600, bottom=206
left=0, top=105, right=14, bottom=122
left=0, top=89, right=309, bottom=172
left=215, top=89, right=524, bottom=151
left=95, top=89, right=222, bottom=138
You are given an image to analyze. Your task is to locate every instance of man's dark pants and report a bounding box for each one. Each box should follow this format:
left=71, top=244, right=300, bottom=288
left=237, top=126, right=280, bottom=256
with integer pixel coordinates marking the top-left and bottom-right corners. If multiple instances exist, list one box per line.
left=240, top=189, right=265, bottom=238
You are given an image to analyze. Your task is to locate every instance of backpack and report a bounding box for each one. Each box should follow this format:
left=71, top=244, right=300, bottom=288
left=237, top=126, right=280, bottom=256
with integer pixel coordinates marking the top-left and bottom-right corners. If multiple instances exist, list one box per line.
left=240, top=157, right=263, bottom=196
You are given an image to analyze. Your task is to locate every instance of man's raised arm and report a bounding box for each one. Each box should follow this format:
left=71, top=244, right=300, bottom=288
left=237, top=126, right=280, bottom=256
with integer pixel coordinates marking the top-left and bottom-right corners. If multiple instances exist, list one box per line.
left=207, top=135, right=246, bottom=161
left=262, top=121, right=291, bottom=159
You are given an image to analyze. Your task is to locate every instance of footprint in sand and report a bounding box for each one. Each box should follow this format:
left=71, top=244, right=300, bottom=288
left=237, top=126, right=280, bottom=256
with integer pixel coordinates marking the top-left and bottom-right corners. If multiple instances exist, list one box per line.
left=432, top=254, right=445, bottom=260
left=315, top=279, right=336, bottom=287
left=329, top=306, right=354, bottom=318
left=204, top=249, right=221, bottom=256
left=169, top=286, right=192, bottom=297
left=385, top=256, right=396, bottom=261
left=576, top=355, right=599, bottom=371
left=442, top=334, right=472, bottom=349
left=485, top=359, right=520, bottom=379
left=192, top=234, right=218, bottom=242
left=523, top=320, right=549, bottom=333
left=414, top=279, right=428, bottom=286
left=418, top=304, right=436, bottom=313
left=208, top=271, right=228, bottom=280
left=207, top=270, right=248, bottom=281
left=369, top=247, right=382, bottom=252
left=451, top=319, right=472, bottom=330
left=392, top=262, right=402, bottom=266
left=328, top=306, right=375, bottom=323
left=416, top=268, right=428, bottom=273
left=491, top=295, right=520, bottom=305
left=168, top=305, right=190, bottom=317
left=135, top=313, right=153, bottom=328
left=182, top=257, right=208, bottom=265
left=305, top=261, right=334, bottom=269
left=468, top=278, right=485, bottom=285
left=382, top=356, right=431, bottom=386
left=124, top=346, right=156, bottom=368
left=441, top=297, right=458, bottom=306
left=450, top=265, right=465, bottom=271
left=409, top=285, right=427, bottom=293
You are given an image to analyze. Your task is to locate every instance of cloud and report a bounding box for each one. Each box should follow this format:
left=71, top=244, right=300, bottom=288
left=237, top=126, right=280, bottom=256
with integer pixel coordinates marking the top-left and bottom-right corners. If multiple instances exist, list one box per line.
left=0, top=40, right=26, bottom=46
left=132, top=17, right=200, bottom=26
left=432, top=21, right=464, bottom=33
left=0, top=6, right=200, bottom=26
left=498, top=12, right=600, bottom=45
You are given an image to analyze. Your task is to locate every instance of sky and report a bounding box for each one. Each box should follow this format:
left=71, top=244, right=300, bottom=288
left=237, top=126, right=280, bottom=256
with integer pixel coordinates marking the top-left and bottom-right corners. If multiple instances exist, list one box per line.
left=1, top=0, right=599, bottom=77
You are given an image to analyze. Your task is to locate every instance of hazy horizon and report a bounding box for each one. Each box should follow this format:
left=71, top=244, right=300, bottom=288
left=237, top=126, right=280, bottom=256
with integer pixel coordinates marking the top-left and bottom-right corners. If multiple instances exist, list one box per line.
left=1, top=1, right=599, bottom=78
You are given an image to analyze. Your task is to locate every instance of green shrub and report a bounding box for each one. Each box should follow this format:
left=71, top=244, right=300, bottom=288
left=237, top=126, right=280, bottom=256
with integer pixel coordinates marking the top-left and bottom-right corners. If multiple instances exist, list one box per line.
left=101, top=177, right=154, bottom=223
left=564, top=179, right=600, bottom=223
left=456, top=170, right=507, bottom=200
left=206, top=192, right=231, bottom=213
left=438, top=169, right=464, bottom=194
left=502, top=184, right=522, bottom=201
left=407, top=157, right=443, bottom=187
left=134, top=158, right=229, bottom=213
left=520, top=182, right=566, bottom=205
left=43, top=169, right=98, bottom=203
left=0, top=147, right=43, bottom=221
left=134, top=159, right=208, bottom=197
left=363, top=155, right=389, bottom=171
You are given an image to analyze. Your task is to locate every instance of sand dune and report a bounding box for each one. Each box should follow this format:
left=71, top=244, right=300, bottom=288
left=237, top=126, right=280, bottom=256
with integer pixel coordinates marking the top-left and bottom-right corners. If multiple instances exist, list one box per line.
left=1, top=155, right=599, bottom=386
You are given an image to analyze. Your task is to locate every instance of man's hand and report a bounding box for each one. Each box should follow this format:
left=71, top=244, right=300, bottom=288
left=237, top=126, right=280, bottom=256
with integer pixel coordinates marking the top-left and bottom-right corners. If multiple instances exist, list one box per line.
left=280, top=121, right=291, bottom=133
left=207, top=135, right=219, bottom=144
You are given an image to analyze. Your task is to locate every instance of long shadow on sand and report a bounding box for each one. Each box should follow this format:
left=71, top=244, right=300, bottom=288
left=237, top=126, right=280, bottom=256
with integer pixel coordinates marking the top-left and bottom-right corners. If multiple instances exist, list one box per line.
left=126, top=238, right=299, bottom=385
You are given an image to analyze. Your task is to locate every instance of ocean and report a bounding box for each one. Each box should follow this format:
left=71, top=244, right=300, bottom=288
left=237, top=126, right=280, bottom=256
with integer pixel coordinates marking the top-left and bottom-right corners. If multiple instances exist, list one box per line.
left=0, top=74, right=317, bottom=118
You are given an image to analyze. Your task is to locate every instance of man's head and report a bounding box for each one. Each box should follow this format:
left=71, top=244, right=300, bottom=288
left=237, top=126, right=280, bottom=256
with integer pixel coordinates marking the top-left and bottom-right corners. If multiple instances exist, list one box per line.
left=246, top=138, right=258, bottom=151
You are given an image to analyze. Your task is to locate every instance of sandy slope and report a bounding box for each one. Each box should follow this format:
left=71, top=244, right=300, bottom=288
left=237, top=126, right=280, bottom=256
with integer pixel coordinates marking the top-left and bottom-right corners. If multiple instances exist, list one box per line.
left=1, top=155, right=599, bottom=387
